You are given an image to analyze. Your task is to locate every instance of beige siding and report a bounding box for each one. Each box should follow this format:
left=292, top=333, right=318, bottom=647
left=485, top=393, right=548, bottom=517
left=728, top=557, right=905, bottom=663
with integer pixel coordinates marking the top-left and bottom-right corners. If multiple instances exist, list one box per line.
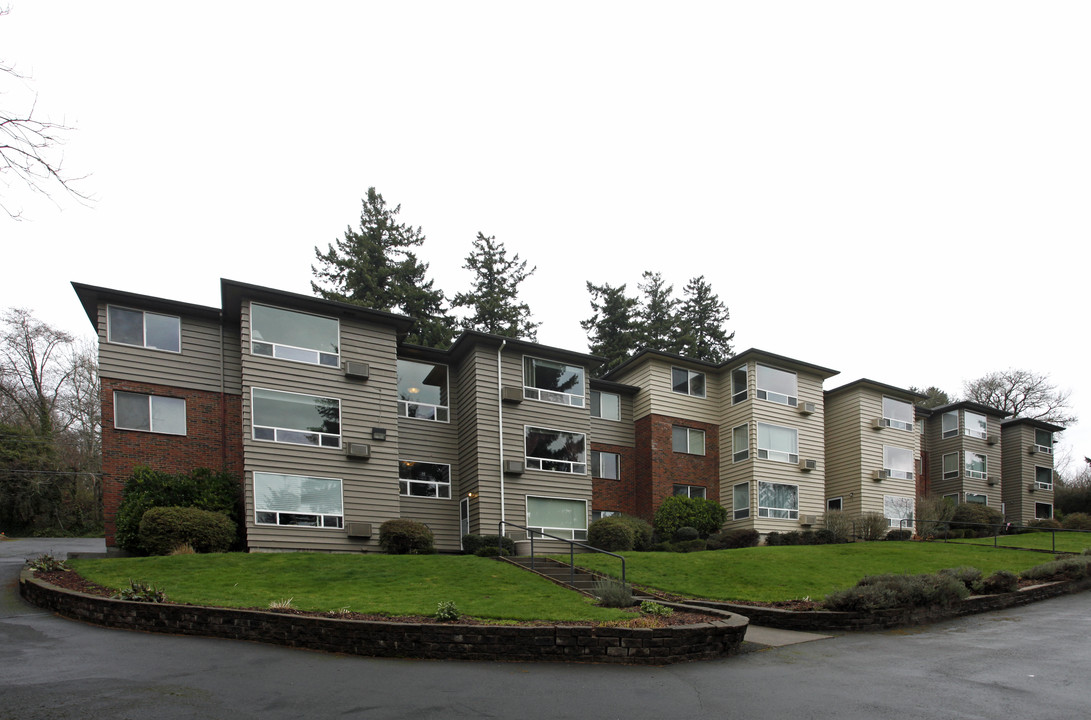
left=823, top=390, right=864, bottom=515
left=590, top=392, right=635, bottom=447
left=98, top=302, right=228, bottom=393
left=1001, top=424, right=1054, bottom=524
left=455, top=345, right=502, bottom=539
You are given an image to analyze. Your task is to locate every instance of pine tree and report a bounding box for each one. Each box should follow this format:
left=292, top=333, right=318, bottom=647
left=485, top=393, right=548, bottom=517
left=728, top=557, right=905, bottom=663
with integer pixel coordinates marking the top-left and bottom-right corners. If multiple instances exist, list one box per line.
left=581, top=282, right=639, bottom=376
left=636, top=271, right=681, bottom=354
left=311, top=187, right=453, bottom=347
left=451, top=232, right=540, bottom=340
left=676, top=275, right=734, bottom=363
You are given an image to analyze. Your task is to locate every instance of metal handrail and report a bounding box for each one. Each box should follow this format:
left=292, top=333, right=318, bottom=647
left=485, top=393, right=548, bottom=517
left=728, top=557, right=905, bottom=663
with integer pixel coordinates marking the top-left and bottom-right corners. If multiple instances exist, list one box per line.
left=498, top=520, right=626, bottom=584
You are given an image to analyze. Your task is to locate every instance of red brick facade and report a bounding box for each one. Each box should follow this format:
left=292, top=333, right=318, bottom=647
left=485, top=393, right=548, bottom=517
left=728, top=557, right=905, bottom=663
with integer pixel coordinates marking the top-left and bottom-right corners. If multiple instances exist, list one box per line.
left=633, top=414, right=720, bottom=522
left=101, top=378, right=243, bottom=546
left=590, top=442, right=638, bottom=517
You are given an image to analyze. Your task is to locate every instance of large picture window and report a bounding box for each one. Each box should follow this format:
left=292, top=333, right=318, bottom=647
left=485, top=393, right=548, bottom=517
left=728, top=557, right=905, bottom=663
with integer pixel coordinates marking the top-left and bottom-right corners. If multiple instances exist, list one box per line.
left=254, top=472, right=343, bottom=528
left=881, top=397, right=915, bottom=431
left=733, top=482, right=750, bottom=520
left=114, top=391, right=186, bottom=435
left=883, top=446, right=914, bottom=480
left=590, top=450, right=620, bottom=480
left=964, top=451, right=987, bottom=480
left=757, top=422, right=798, bottom=464
left=107, top=306, right=180, bottom=353
left=964, top=411, right=988, bottom=439
left=524, top=356, right=585, bottom=407
left=525, top=426, right=587, bottom=474
left=671, top=367, right=706, bottom=398
left=1035, top=502, right=1053, bottom=519
left=755, top=364, right=797, bottom=407
left=758, top=482, right=798, bottom=519
left=1034, top=429, right=1053, bottom=453
left=399, top=460, right=452, bottom=499
left=251, top=303, right=339, bottom=367
left=672, top=426, right=705, bottom=455
left=252, top=388, right=341, bottom=448
left=397, top=359, right=449, bottom=422
left=884, top=495, right=915, bottom=529
left=526, top=496, right=587, bottom=540
left=1035, top=466, right=1053, bottom=490
left=590, top=390, right=620, bottom=421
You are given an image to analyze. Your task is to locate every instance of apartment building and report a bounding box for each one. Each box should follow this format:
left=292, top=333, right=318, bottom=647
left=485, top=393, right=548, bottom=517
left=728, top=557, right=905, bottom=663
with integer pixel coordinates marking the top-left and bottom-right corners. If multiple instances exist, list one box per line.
left=921, top=401, right=1010, bottom=509
left=1000, top=417, right=1063, bottom=524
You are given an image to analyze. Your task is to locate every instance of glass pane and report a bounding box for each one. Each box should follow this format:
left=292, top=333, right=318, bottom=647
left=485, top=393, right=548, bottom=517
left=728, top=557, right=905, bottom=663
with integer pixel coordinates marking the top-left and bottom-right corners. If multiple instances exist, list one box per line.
left=590, top=391, right=601, bottom=417
left=115, top=392, right=150, bottom=431
left=884, top=496, right=914, bottom=522
left=689, top=429, right=705, bottom=455
left=942, top=411, right=958, bottom=435
left=733, top=425, right=747, bottom=455
left=525, top=357, right=585, bottom=397
left=758, top=423, right=797, bottom=454
left=733, top=483, right=749, bottom=511
left=602, top=453, right=619, bottom=480
left=1036, top=467, right=1052, bottom=485
left=689, top=372, right=705, bottom=397
left=598, top=392, right=620, bottom=420
left=251, top=304, right=338, bottom=355
left=525, top=427, right=585, bottom=463
left=398, top=360, right=448, bottom=408
left=671, top=426, right=687, bottom=452
left=672, top=367, right=689, bottom=394
left=399, top=461, right=450, bottom=483
left=965, top=412, right=987, bottom=436
left=108, top=307, right=144, bottom=345
left=252, top=388, right=340, bottom=435
left=526, top=496, right=585, bottom=530
left=756, top=365, right=797, bottom=397
left=151, top=396, right=186, bottom=435
left=732, top=367, right=747, bottom=402
left=255, top=472, right=342, bottom=514
left=943, top=453, right=959, bottom=473
left=883, top=446, right=913, bottom=473
left=144, top=313, right=180, bottom=352
left=882, top=397, right=914, bottom=424
left=1035, top=429, right=1052, bottom=447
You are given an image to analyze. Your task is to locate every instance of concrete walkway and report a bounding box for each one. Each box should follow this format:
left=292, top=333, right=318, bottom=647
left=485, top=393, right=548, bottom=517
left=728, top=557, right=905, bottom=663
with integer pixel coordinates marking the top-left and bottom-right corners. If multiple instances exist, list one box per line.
left=744, top=624, right=832, bottom=647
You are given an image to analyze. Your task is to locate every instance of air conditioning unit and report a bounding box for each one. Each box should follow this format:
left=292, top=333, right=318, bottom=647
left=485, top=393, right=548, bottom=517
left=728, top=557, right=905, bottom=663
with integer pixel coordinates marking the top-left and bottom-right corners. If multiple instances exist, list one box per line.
left=872, top=418, right=885, bottom=430
left=800, top=514, right=818, bottom=526
left=501, top=386, right=523, bottom=403
left=986, top=476, right=998, bottom=486
left=799, top=458, right=817, bottom=472
left=346, top=522, right=372, bottom=538
left=1027, top=444, right=1038, bottom=455
left=1027, top=483, right=1036, bottom=493
left=343, top=361, right=370, bottom=380
left=798, top=402, right=816, bottom=416
left=986, top=434, right=998, bottom=445
left=345, top=443, right=371, bottom=459
left=872, top=469, right=886, bottom=481
left=504, top=460, right=525, bottom=475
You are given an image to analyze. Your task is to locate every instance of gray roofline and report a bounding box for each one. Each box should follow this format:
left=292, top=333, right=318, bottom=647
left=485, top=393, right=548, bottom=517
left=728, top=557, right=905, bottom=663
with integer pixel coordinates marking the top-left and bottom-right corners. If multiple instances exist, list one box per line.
left=447, top=330, right=604, bottom=366
left=590, top=378, right=641, bottom=394
left=928, top=400, right=1011, bottom=418
left=71, top=281, right=222, bottom=328
left=606, top=347, right=839, bottom=381
left=825, top=378, right=927, bottom=401
left=1000, top=416, right=1066, bottom=433
left=220, top=279, right=415, bottom=333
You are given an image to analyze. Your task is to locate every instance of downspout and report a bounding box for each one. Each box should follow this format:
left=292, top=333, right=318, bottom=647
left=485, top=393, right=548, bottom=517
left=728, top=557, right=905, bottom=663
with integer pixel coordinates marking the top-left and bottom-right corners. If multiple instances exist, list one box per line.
left=219, top=312, right=226, bottom=470
left=497, top=340, right=507, bottom=524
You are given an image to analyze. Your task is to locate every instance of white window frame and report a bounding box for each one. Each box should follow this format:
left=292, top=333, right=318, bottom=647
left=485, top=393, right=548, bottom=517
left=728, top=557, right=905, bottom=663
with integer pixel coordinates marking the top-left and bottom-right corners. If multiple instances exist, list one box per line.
left=253, top=471, right=344, bottom=529
left=943, top=492, right=960, bottom=505
left=524, top=425, right=587, bottom=475
left=964, top=451, right=987, bottom=480
left=397, top=359, right=450, bottom=423
left=884, top=495, right=915, bottom=529
left=1034, top=429, right=1053, bottom=454
left=671, top=425, right=706, bottom=455
left=755, top=364, right=798, bottom=407
left=671, top=367, right=706, bottom=398
left=883, top=445, right=915, bottom=480
left=732, top=423, right=749, bottom=462
left=942, top=452, right=959, bottom=480
left=966, top=493, right=988, bottom=505
left=1035, top=466, right=1053, bottom=491
left=590, top=390, right=621, bottom=421
left=941, top=411, right=959, bottom=439
left=113, top=391, right=186, bottom=435
left=757, top=422, right=799, bottom=464
left=523, top=355, right=586, bottom=408
left=757, top=481, right=799, bottom=520
left=525, top=494, right=588, bottom=541
left=672, top=484, right=706, bottom=499
left=881, top=396, right=915, bottom=432
left=733, top=482, right=750, bottom=520
left=591, top=510, right=618, bottom=522
left=590, top=450, right=620, bottom=480
left=731, top=365, right=748, bottom=404
left=250, top=302, right=340, bottom=368
left=399, top=459, right=452, bottom=499
left=827, top=497, right=843, bottom=512
left=251, top=387, right=341, bottom=448
left=106, top=304, right=181, bottom=353
left=1035, top=502, right=1054, bottom=520
left=964, top=411, right=988, bottom=440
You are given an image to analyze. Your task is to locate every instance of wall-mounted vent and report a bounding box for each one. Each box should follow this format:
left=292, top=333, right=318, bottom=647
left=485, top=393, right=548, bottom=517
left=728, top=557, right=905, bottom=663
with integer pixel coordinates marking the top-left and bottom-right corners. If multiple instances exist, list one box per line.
left=345, top=443, right=371, bottom=459
left=343, top=361, right=370, bottom=380
left=501, top=386, right=523, bottom=403
left=346, top=522, right=372, bottom=538
left=798, top=402, right=817, bottom=416
left=799, top=458, right=817, bottom=472
left=504, top=460, right=525, bottom=475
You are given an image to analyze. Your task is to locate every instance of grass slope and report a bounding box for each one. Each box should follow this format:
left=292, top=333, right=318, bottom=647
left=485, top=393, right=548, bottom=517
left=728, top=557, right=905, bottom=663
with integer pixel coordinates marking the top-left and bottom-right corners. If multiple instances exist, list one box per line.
left=566, top=542, right=1051, bottom=602
left=948, top=532, right=1091, bottom=554
left=69, top=553, right=631, bottom=622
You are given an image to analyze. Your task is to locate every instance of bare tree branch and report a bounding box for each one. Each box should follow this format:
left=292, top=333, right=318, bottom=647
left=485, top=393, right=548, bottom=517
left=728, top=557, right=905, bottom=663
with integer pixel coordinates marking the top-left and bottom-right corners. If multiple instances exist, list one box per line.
left=963, top=368, right=1078, bottom=426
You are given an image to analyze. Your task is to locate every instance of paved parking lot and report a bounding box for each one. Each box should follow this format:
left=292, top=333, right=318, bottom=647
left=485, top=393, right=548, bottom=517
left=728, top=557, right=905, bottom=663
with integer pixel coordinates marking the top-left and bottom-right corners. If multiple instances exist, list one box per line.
left=4, top=538, right=1089, bottom=720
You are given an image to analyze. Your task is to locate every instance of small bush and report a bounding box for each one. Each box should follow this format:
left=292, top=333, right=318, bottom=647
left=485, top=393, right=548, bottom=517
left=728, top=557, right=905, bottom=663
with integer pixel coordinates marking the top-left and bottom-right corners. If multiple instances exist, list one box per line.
left=473, top=546, right=510, bottom=557
left=675, top=539, right=707, bottom=553
left=951, top=503, right=1003, bottom=535
left=823, top=510, right=853, bottom=542
left=461, top=534, right=515, bottom=555
left=616, top=515, right=655, bottom=551
left=1021, top=557, right=1091, bottom=582
left=653, top=496, right=727, bottom=539
left=800, top=530, right=817, bottom=545
left=1061, top=513, right=1091, bottom=531
left=939, top=566, right=984, bottom=593
left=981, top=570, right=1019, bottom=594
left=26, top=553, right=69, bottom=572
left=116, top=579, right=167, bottom=603
left=379, top=519, right=435, bottom=554
left=915, top=494, right=957, bottom=538
left=138, top=506, right=236, bottom=556
left=672, top=526, right=700, bottom=542
left=764, top=532, right=783, bottom=546
left=814, top=528, right=842, bottom=545
left=588, top=517, right=638, bottom=551
left=268, top=597, right=294, bottom=610
left=885, top=529, right=913, bottom=541
left=169, top=543, right=196, bottom=555
left=823, top=573, right=969, bottom=611
left=1027, top=518, right=1062, bottom=531
left=593, top=577, right=634, bottom=607
left=708, top=528, right=760, bottom=550
left=640, top=600, right=674, bottom=617
left=780, top=531, right=802, bottom=546
left=857, top=512, right=888, bottom=541
left=651, top=541, right=675, bottom=552
left=434, top=601, right=460, bottom=621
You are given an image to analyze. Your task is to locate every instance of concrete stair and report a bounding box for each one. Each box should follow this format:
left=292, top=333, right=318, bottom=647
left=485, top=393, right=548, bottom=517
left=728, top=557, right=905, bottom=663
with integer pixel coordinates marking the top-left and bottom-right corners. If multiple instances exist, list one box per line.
left=504, top=556, right=604, bottom=595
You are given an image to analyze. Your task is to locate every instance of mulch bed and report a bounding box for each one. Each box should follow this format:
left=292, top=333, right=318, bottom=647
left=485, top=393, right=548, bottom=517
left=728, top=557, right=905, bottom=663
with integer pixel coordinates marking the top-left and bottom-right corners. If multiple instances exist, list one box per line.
left=32, top=570, right=720, bottom=628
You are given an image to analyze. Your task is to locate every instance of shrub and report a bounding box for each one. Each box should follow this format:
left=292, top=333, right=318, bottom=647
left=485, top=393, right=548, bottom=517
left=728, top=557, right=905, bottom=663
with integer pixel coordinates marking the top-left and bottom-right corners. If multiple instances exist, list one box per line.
left=1027, top=518, right=1062, bottom=531
left=675, top=539, right=707, bottom=553
left=708, top=528, right=760, bottom=550
left=378, top=519, right=435, bottom=554
left=823, top=510, right=853, bottom=542
left=672, top=526, right=700, bottom=542
left=856, top=512, right=888, bottom=541
left=651, top=541, right=675, bottom=552
left=939, top=566, right=984, bottom=593
left=434, top=601, right=460, bottom=621
left=981, top=570, right=1019, bottom=594
left=461, top=534, right=514, bottom=555
left=169, top=542, right=196, bottom=556
left=823, top=573, right=969, bottom=612
left=764, top=532, right=783, bottom=546
left=268, top=597, right=294, bottom=610
left=593, top=577, right=634, bottom=607
left=116, top=466, right=242, bottom=553
left=115, top=579, right=167, bottom=603
left=473, top=546, right=510, bottom=557
left=1061, top=513, right=1091, bottom=531
left=781, top=531, right=802, bottom=546
left=951, top=503, right=1003, bottom=535
left=915, top=494, right=956, bottom=538
left=653, top=496, right=727, bottom=539
left=640, top=600, right=673, bottom=617
left=615, top=515, right=654, bottom=551
left=800, top=530, right=817, bottom=545
left=1021, top=557, right=1091, bottom=582
left=137, top=506, right=236, bottom=556
left=885, top=529, right=913, bottom=541
left=26, top=553, right=69, bottom=572
left=588, top=517, right=637, bottom=552
left=814, top=528, right=842, bottom=545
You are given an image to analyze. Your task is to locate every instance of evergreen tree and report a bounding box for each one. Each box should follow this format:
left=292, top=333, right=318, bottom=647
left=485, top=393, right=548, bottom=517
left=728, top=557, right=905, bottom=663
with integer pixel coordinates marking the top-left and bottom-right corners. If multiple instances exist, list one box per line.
left=676, top=275, right=734, bottom=363
left=909, top=386, right=954, bottom=409
left=451, top=232, right=540, bottom=340
left=581, top=282, right=639, bottom=376
left=636, top=271, right=681, bottom=354
left=311, top=187, right=453, bottom=347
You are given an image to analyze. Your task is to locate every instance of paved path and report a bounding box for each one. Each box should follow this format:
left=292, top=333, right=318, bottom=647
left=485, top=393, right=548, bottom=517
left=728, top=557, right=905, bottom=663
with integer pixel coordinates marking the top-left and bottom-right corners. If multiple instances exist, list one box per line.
left=4, top=538, right=1089, bottom=720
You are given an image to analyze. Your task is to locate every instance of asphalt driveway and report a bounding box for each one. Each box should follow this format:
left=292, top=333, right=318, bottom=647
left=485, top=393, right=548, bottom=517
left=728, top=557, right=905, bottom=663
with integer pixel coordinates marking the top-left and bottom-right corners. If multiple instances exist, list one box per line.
left=3, top=537, right=1089, bottom=719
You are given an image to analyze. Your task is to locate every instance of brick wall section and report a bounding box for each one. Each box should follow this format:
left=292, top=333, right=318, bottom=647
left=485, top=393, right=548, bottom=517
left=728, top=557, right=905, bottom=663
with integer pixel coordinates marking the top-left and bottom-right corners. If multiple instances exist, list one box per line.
left=590, top=442, right=638, bottom=516
left=101, top=378, right=243, bottom=546
left=634, top=414, right=720, bottom=522
left=20, top=570, right=747, bottom=664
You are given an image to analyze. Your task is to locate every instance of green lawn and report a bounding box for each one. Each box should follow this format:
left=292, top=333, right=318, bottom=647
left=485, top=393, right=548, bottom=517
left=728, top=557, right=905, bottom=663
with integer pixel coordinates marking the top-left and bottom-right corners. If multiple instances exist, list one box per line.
left=947, top=531, right=1091, bottom=554
left=68, top=553, right=632, bottom=622
left=564, top=542, right=1052, bottom=603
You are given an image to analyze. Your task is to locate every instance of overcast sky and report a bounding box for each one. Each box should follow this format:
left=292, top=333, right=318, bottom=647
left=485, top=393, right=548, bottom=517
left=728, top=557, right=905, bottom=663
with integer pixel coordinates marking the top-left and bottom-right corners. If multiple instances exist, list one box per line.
left=3, top=2, right=1089, bottom=468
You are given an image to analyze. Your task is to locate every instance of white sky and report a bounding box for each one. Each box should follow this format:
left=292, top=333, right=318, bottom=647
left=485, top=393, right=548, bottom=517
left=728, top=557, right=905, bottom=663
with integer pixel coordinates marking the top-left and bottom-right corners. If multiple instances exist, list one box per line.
left=3, top=2, right=1089, bottom=468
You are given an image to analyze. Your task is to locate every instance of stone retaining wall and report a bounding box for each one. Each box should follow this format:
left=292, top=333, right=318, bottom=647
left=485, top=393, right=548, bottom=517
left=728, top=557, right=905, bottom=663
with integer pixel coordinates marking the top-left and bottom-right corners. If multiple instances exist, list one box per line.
left=19, top=570, right=747, bottom=665
left=683, top=576, right=1091, bottom=632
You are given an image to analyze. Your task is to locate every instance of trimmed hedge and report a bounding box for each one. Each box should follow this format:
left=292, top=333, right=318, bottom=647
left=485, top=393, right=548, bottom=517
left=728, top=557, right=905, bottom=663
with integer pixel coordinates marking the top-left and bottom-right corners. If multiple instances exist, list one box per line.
left=1061, top=513, right=1091, bottom=531
left=653, top=496, right=727, bottom=539
left=588, top=519, right=636, bottom=552
left=379, top=519, right=435, bottom=554
left=461, top=534, right=515, bottom=555
left=951, top=503, right=1003, bottom=537
left=137, top=506, right=236, bottom=555
left=707, top=528, right=760, bottom=550
left=116, top=467, right=241, bottom=553
left=823, top=572, right=970, bottom=611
